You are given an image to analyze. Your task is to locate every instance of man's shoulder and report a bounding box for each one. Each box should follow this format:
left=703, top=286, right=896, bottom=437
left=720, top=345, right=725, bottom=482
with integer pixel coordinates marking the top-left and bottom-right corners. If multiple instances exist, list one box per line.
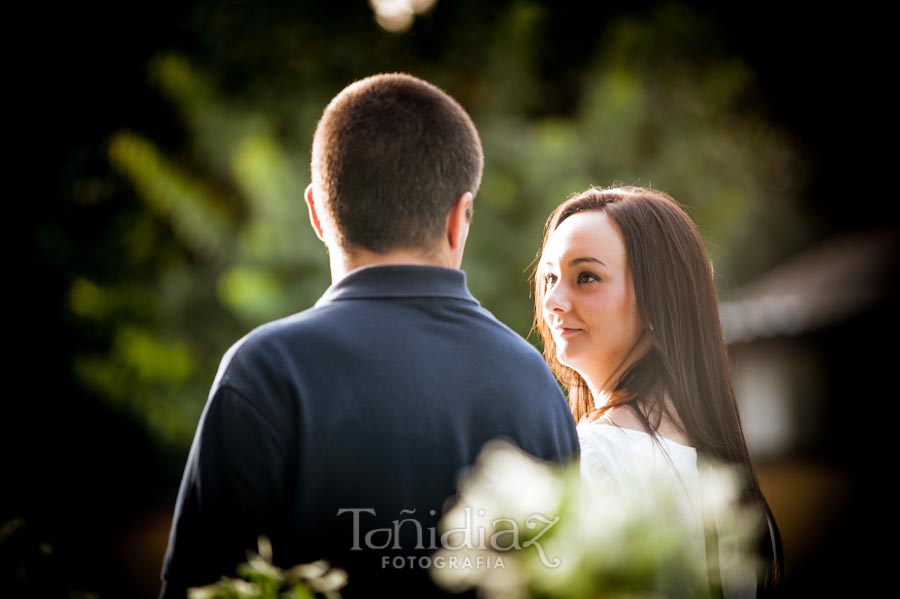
left=218, top=298, right=547, bottom=382
left=248, top=303, right=339, bottom=340
left=253, top=295, right=535, bottom=350
left=469, top=304, right=547, bottom=359
left=211, top=304, right=340, bottom=384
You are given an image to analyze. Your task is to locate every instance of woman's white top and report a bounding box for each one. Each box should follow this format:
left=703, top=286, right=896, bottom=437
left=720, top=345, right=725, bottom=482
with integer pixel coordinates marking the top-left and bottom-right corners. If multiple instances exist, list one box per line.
left=578, top=422, right=758, bottom=598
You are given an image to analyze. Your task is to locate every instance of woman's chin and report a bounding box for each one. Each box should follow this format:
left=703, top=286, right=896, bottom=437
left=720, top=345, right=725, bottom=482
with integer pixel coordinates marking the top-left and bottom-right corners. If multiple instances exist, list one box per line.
left=555, top=348, right=581, bottom=370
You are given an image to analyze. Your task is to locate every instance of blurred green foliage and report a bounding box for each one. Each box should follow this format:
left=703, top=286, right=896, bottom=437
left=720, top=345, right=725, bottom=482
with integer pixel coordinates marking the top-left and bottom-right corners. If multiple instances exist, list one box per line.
left=66, top=1, right=814, bottom=448
left=187, top=537, right=346, bottom=599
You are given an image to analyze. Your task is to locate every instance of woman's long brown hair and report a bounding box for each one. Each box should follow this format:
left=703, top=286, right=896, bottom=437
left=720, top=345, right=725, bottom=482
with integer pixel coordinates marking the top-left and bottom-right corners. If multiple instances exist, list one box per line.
left=532, top=186, right=783, bottom=591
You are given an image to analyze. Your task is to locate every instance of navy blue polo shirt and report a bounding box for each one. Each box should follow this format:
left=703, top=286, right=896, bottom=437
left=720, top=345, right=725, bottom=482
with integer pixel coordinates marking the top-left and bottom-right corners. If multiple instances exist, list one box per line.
left=160, top=264, right=578, bottom=598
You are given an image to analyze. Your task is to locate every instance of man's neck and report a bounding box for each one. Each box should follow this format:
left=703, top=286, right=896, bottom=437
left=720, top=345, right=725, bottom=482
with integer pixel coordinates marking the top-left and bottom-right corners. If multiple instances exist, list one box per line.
left=329, top=247, right=458, bottom=283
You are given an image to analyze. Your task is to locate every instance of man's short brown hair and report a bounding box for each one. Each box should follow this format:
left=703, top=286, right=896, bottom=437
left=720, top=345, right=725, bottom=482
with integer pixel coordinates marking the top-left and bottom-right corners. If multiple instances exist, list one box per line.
left=311, top=73, right=484, bottom=253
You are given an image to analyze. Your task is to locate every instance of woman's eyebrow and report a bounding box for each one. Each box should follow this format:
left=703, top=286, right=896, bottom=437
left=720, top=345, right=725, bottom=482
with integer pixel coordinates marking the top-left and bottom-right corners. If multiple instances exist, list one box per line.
left=569, top=256, right=607, bottom=268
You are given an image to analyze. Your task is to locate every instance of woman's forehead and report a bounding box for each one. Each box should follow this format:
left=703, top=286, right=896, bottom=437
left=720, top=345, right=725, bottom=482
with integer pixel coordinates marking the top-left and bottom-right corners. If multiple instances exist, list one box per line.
left=542, top=211, right=626, bottom=266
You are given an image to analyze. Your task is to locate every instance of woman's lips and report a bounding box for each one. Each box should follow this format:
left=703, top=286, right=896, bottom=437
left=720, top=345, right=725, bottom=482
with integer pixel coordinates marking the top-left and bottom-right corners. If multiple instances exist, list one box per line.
left=553, top=326, right=582, bottom=337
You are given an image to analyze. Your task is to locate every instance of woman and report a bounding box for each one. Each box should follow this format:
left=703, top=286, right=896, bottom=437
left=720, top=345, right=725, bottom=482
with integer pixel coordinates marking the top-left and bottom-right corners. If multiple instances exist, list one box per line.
left=533, top=186, right=783, bottom=597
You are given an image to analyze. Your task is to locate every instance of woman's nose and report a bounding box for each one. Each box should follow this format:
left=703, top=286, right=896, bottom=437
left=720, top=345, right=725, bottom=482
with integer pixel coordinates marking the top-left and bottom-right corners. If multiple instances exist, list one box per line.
left=543, top=282, right=571, bottom=313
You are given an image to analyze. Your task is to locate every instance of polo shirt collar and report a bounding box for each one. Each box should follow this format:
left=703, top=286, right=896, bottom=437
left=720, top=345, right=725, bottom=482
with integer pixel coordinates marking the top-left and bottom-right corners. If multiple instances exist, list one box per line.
left=315, top=264, right=480, bottom=306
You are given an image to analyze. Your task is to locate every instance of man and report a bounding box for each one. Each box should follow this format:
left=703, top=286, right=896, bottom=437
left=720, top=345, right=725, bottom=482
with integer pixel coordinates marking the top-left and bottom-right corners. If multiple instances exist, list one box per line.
left=160, top=73, right=579, bottom=598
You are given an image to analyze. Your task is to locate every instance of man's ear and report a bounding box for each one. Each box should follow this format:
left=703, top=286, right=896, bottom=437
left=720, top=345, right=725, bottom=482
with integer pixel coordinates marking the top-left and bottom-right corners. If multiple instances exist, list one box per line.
left=305, top=183, right=326, bottom=242
left=446, top=191, right=474, bottom=251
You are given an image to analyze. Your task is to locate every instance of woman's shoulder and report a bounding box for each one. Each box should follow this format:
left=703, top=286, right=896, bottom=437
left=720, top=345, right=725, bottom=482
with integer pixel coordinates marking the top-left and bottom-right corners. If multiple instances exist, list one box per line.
left=577, top=422, right=651, bottom=472
left=577, top=420, right=634, bottom=453
left=577, top=418, right=665, bottom=452
left=577, top=420, right=699, bottom=478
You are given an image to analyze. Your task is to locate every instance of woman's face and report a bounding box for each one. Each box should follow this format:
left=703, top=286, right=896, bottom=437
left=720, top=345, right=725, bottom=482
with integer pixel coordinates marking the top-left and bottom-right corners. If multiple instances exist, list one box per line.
left=540, top=210, right=647, bottom=388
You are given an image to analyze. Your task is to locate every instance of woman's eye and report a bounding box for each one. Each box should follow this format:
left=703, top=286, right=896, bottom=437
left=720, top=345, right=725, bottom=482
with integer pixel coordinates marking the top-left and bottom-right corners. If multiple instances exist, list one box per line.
left=544, top=273, right=558, bottom=287
left=578, top=272, right=599, bottom=284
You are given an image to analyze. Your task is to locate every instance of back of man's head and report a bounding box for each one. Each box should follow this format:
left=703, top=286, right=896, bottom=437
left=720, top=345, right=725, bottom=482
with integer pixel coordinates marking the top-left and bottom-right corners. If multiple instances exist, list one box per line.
left=311, top=73, right=483, bottom=254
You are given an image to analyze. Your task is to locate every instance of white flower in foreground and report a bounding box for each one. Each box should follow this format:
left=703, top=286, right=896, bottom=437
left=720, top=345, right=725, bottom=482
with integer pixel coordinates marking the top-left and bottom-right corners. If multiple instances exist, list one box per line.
left=456, top=438, right=564, bottom=523
left=432, top=439, right=765, bottom=599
